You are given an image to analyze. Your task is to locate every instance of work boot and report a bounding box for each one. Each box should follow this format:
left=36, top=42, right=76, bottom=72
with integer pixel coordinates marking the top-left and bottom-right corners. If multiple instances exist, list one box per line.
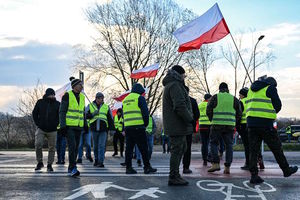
left=258, top=158, right=265, bottom=169
left=93, top=160, right=98, bottom=167
left=207, top=163, right=220, bottom=172
left=241, top=164, right=249, bottom=170
left=223, top=166, right=230, bottom=174
left=144, top=166, right=157, bottom=174
left=203, top=160, right=208, bottom=166
left=87, top=156, right=93, bottom=162
left=250, top=174, right=264, bottom=184
left=76, top=158, right=82, bottom=164
left=120, top=162, right=126, bottom=167
left=97, top=162, right=105, bottom=168
left=47, top=164, right=53, bottom=172
left=137, top=159, right=142, bottom=167
left=126, top=167, right=137, bottom=174
left=284, top=166, right=298, bottom=177
left=168, top=175, right=189, bottom=186
left=183, top=168, right=192, bottom=174
left=35, top=162, right=44, bottom=171
left=112, top=152, right=118, bottom=157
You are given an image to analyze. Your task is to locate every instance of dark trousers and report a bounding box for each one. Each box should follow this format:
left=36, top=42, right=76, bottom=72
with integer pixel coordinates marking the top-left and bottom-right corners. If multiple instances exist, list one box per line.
left=66, top=128, right=81, bottom=170
left=210, top=126, right=234, bottom=167
left=238, top=124, right=250, bottom=166
left=248, top=127, right=289, bottom=175
left=162, top=135, right=170, bottom=153
left=56, top=133, right=66, bottom=162
left=113, top=131, right=124, bottom=154
left=200, top=128, right=210, bottom=161
left=125, top=128, right=150, bottom=168
left=169, top=136, right=187, bottom=177
left=182, top=134, right=192, bottom=169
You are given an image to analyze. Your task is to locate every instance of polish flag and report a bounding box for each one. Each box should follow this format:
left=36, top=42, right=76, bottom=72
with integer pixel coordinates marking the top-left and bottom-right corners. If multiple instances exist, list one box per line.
left=130, top=63, right=159, bottom=79
left=113, top=88, right=149, bottom=102
left=111, top=101, right=123, bottom=117
left=55, top=82, right=72, bottom=102
left=173, top=3, right=230, bottom=52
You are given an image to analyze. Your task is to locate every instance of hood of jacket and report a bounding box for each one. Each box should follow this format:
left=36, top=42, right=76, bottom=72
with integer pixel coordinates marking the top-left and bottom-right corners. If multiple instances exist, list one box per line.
left=162, top=69, right=184, bottom=86
left=131, top=83, right=145, bottom=95
left=251, top=80, right=274, bottom=92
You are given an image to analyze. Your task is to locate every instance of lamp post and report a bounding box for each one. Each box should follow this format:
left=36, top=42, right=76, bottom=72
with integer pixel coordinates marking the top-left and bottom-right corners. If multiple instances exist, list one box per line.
left=253, top=35, right=265, bottom=81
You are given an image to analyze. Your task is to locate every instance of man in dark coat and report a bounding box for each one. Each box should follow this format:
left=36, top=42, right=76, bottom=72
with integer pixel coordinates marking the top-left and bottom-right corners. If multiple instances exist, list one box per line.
left=162, top=65, right=193, bottom=186
left=32, top=88, right=60, bottom=172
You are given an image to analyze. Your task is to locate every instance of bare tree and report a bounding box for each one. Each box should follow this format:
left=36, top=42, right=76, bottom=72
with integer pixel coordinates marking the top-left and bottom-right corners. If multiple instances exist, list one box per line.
left=0, top=112, right=14, bottom=149
left=73, top=0, right=195, bottom=114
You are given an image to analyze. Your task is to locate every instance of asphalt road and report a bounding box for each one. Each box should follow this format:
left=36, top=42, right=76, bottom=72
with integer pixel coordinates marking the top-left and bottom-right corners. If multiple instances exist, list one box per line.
left=0, top=149, right=300, bottom=200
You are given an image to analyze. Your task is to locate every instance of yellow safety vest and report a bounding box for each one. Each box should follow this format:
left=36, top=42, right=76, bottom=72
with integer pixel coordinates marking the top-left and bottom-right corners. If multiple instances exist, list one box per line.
left=114, top=115, right=124, bottom=132
left=66, top=91, right=85, bottom=127
left=146, top=117, right=153, bottom=134
left=198, top=101, right=211, bottom=125
left=122, top=93, right=144, bottom=127
left=241, top=98, right=247, bottom=124
left=212, top=92, right=236, bottom=126
left=89, top=103, right=109, bottom=128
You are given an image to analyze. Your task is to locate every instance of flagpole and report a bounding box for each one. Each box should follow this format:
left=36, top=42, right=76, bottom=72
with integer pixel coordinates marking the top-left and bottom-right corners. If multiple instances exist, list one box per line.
left=229, top=33, right=253, bottom=84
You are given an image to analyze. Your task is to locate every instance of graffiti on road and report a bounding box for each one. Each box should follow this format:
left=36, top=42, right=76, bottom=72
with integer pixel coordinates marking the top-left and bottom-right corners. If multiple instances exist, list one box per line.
left=196, top=180, right=276, bottom=200
left=64, top=182, right=166, bottom=199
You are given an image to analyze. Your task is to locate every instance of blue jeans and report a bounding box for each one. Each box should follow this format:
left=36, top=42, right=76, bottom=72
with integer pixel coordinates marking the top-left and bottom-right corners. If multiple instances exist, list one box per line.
left=92, top=131, right=107, bottom=163
left=78, top=131, right=92, bottom=159
left=147, top=134, right=154, bottom=159
left=135, top=145, right=141, bottom=160
left=56, top=133, right=66, bottom=162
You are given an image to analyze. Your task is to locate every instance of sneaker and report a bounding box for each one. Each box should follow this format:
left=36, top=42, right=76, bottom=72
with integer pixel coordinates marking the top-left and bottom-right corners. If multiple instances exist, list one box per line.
left=137, top=159, right=142, bottom=167
left=112, top=152, right=118, bottom=157
left=35, top=162, right=44, bottom=171
left=144, top=166, right=157, bottom=174
left=47, top=164, right=53, bottom=172
left=97, top=163, right=105, bottom=168
left=76, top=159, right=82, bottom=164
left=183, top=168, right=192, bottom=174
left=87, top=156, right=94, bottom=162
left=126, top=167, right=137, bottom=174
left=67, top=169, right=72, bottom=176
left=120, top=162, right=126, bottom=167
left=168, top=176, right=189, bottom=186
left=250, top=174, right=264, bottom=184
left=241, top=165, right=249, bottom=170
left=284, top=166, right=298, bottom=177
left=71, top=168, right=80, bottom=177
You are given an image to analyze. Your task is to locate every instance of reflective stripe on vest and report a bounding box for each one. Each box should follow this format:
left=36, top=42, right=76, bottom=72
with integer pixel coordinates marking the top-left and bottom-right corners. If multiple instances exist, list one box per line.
left=114, top=115, right=123, bottom=132
left=122, top=93, right=144, bottom=127
left=198, top=101, right=211, bottom=125
left=245, top=86, right=276, bottom=119
left=66, top=91, right=85, bottom=127
left=89, top=103, right=109, bottom=127
left=241, top=98, right=247, bottom=124
left=212, top=92, right=236, bottom=126
left=146, top=117, right=153, bottom=134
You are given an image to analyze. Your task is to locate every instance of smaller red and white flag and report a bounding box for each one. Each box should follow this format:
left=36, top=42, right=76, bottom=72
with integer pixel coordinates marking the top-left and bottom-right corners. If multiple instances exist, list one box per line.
left=111, top=101, right=123, bottom=117
left=113, top=88, right=149, bottom=102
left=130, top=63, right=159, bottom=79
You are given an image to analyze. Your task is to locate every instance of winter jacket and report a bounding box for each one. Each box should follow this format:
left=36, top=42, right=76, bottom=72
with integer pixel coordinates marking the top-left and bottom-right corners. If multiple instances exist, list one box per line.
left=32, top=95, right=60, bottom=132
left=162, top=69, right=193, bottom=136
left=247, top=79, right=281, bottom=128
left=86, top=101, right=114, bottom=132
left=206, top=89, right=242, bottom=127
left=190, top=96, right=200, bottom=133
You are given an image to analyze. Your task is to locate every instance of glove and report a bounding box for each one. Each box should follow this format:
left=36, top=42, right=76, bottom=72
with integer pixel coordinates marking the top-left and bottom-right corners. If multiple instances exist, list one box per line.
left=60, top=127, right=67, bottom=137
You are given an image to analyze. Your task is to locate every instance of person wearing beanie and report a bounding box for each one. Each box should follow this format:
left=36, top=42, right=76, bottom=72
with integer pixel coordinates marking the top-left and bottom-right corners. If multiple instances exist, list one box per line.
left=162, top=65, right=193, bottom=186
left=59, top=77, right=86, bottom=177
left=112, top=108, right=125, bottom=157
left=198, top=93, right=212, bottom=166
left=32, top=88, right=60, bottom=172
left=246, top=76, right=298, bottom=184
left=122, top=83, right=157, bottom=175
left=85, top=91, right=114, bottom=167
left=206, top=82, right=242, bottom=174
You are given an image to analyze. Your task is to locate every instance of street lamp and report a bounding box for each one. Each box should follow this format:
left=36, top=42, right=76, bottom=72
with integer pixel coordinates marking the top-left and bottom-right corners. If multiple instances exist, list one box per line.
left=253, top=35, right=265, bottom=81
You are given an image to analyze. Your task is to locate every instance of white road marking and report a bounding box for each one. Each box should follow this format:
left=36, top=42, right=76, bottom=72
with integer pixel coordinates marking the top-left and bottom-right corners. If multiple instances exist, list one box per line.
left=0, top=159, right=27, bottom=164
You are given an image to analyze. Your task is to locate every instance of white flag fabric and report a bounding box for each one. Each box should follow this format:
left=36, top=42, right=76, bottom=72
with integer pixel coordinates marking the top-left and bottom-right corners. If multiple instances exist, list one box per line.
left=55, top=82, right=71, bottom=102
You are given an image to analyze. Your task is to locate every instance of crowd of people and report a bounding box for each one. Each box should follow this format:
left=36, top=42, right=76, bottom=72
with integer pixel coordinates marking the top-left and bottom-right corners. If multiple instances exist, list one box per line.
left=32, top=65, right=298, bottom=186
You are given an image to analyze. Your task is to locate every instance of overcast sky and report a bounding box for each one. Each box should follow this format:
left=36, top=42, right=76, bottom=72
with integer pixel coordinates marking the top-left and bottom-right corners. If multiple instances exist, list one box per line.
left=1, top=0, right=300, bottom=118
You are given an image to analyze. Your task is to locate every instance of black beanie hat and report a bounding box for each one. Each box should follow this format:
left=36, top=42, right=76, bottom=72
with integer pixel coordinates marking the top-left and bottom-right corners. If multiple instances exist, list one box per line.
left=172, top=65, right=185, bottom=74
left=70, top=77, right=82, bottom=89
left=45, top=88, right=55, bottom=97
left=219, top=82, right=228, bottom=90
left=204, top=93, right=212, bottom=100
left=239, top=88, right=248, bottom=97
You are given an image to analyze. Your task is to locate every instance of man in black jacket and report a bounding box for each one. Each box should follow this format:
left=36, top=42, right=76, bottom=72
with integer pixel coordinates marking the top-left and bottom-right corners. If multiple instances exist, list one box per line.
left=246, top=76, right=298, bottom=184
left=32, top=88, right=60, bottom=172
left=182, top=86, right=200, bottom=174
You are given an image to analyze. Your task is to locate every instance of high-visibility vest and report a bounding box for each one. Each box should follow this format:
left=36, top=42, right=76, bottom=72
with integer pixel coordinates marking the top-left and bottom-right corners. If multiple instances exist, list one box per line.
left=198, top=101, right=211, bottom=125
left=122, top=93, right=144, bottom=127
left=114, top=115, right=123, bottom=132
left=146, top=117, right=153, bottom=134
left=212, top=92, right=236, bottom=126
left=89, top=103, right=109, bottom=127
left=246, top=86, right=276, bottom=119
left=241, top=98, right=247, bottom=124
left=286, top=126, right=291, bottom=134
left=66, top=91, right=85, bottom=127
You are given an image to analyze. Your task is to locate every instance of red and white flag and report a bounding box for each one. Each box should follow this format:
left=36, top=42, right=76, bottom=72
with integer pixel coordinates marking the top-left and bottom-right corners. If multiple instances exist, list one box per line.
left=55, top=82, right=72, bottom=102
left=130, top=63, right=159, bottom=79
left=113, top=88, right=149, bottom=102
left=111, top=101, right=123, bottom=117
left=173, top=3, right=230, bottom=52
